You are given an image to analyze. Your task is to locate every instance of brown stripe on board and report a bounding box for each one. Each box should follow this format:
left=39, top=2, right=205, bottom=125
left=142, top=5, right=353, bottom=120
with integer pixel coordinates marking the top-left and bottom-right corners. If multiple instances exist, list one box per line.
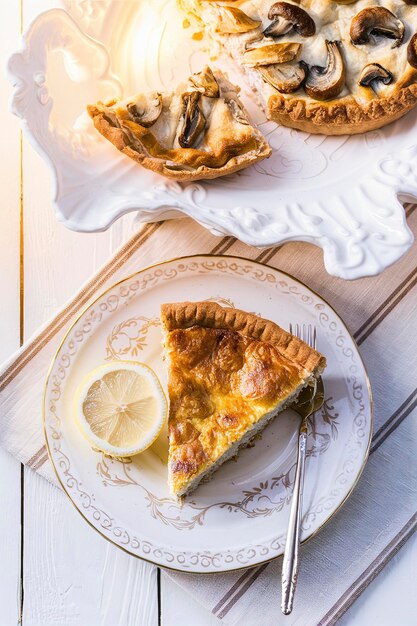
left=218, top=238, right=237, bottom=255
left=210, top=236, right=236, bottom=255
left=254, top=247, right=273, bottom=262
left=26, top=444, right=47, bottom=469
left=261, top=247, right=282, bottom=265
left=212, top=568, right=256, bottom=615
left=0, top=222, right=162, bottom=392
left=317, top=513, right=417, bottom=626
left=254, top=246, right=282, bottom=264
left=31, top=452, right=49, bottom=472
left=217, top=563, right=269, bottom=619
left=370, top=387, right=417, bottom=454
left=354, top=265, right=417, bottom=346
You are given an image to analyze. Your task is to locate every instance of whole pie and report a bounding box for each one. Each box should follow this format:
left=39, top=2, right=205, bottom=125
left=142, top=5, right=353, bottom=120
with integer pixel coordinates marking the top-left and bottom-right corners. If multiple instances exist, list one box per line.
left=179, top=0, right=417, bottom=135
left=161, top=301, right=326, bottom=497
left=87, top=66, right=271, bottom=181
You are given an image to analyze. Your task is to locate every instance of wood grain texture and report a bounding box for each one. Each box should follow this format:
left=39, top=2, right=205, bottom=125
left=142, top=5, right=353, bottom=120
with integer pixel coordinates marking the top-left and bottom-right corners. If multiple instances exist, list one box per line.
left=20, top=145, right=158, bottom=623
left=19, top=0, right=159, bottom=609
left=20, top=144, right=159, bottom=624
left=23, top=470, right=158, bottom=626
left=0, top=0, right=23, bottom=623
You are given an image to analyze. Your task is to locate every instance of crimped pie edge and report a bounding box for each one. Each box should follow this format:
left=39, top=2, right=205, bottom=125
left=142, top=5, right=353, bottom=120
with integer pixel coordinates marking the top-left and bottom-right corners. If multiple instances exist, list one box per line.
left=160, top=301, right=326, bottom=374
left=267, top=82, right=417, bottom=135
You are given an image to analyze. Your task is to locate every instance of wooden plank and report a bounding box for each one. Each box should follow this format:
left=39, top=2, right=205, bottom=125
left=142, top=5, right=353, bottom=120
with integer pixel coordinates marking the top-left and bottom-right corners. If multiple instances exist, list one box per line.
left=20, top=137, right=158, bottom=624
left=23, top=469, right=158, bottom=626
left=21, top=143, right=159, bottom=625
left=20, top=1, right=158, bottom=619
left=0, top=0, right=24, bottom=624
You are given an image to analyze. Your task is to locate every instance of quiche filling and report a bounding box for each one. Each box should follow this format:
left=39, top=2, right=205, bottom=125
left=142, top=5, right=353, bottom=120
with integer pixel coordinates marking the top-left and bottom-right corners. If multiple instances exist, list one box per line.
left=161, top=301, right=326, bottom=497
left=87, top=66, right=271, bottom=181
left=179, top=0, right=417, bottom=134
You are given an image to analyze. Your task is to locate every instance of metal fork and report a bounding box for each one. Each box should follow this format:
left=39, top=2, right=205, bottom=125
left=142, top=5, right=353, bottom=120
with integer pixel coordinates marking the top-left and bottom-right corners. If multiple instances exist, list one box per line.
left=281, top=324, right=324, bottom=616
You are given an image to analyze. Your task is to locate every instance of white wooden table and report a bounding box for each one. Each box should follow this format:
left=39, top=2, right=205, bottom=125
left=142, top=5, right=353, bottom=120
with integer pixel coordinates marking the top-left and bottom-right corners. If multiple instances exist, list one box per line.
left=1, top=3, right=417, bottom=625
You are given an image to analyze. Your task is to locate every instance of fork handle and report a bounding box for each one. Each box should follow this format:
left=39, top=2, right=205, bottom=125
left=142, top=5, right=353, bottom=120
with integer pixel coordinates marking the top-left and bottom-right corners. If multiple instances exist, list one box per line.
left=281, top=423, right=308, bottom=615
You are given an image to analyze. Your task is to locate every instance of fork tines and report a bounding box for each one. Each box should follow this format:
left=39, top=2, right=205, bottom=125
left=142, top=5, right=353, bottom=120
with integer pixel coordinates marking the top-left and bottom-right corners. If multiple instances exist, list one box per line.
left=289, top=323, right=317, bottom=350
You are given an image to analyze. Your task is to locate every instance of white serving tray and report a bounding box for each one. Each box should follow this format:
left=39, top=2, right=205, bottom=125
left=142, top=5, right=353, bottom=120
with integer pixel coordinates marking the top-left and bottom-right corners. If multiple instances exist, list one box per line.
left=7, top=0, right=417, bottom=278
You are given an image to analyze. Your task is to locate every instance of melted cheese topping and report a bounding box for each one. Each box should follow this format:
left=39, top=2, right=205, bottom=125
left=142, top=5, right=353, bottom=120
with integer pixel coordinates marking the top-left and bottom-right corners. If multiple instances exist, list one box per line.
left=103, top=71, right=263, bottom=166
left=166, top=326, right=307, bottom=494
left=182, top=0, right=417, bottom=105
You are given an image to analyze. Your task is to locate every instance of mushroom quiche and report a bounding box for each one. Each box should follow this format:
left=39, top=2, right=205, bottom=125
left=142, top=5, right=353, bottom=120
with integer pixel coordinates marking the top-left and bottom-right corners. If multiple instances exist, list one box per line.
left=179, top=0, right=417, bottom=135
left=161, top=301, right=326, bottom=497
left=87, top=66, right=271, bottom=181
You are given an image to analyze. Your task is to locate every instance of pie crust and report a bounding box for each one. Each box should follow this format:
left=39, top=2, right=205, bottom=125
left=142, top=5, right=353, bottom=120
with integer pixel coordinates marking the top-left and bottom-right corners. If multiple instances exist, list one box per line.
left=87, top=67, right=271, bottom=181
left=161, top=301, right=326, bottom=497
left=179, top=1, right=417, bottom=135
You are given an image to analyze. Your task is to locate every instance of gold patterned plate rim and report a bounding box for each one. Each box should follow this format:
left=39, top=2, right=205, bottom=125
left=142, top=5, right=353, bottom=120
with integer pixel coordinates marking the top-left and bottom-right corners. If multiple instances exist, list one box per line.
left=43, top=254, right=373, bottom=574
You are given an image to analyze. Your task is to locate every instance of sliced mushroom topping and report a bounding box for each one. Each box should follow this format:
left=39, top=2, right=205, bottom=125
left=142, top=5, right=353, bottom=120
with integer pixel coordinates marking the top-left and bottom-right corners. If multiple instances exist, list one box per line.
left=126, top=93, right=162, bottom=127
left=189, top=66, right=220, bottom=98
left=358, top=63, right=393, bottom=94
left=257, top=62, right=305, bottom=93
left=244, top=33, right=265, bottom=50
left=350, top=7, right=404, bottom=48
left=177, top=91, right=206, bottom=148
left=403, top=0, right=417, bottom=4
left=264, top=2, right=315, bottom=38
left=214, top=6, right=261, bottom=34
left=243, top=42, right=301, bottom=67
left=303, top=40, right=345, bottom=101
left=408, top=34, right=417, bottom=69
left=226, top=98, right=250, bottom=125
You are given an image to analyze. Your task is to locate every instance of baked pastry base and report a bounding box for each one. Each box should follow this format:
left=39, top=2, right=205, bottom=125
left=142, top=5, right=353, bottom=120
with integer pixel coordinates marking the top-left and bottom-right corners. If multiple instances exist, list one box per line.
left=87, top=68, right=271, bottom=181
left=268, top=84, right=417, bottom=135
left=161, top=301, right=326, bottom=497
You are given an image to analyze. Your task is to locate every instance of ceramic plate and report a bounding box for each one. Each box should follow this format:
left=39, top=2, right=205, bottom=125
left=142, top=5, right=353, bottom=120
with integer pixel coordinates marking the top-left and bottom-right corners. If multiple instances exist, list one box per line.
left=7, top=1, right=417, bottom=279
left=44, top=255, right=372, bottom=573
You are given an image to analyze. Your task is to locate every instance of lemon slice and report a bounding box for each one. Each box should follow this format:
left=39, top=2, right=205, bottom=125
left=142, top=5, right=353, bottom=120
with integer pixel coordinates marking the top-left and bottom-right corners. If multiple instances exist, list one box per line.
left=75, top=361, right=167, bottom=457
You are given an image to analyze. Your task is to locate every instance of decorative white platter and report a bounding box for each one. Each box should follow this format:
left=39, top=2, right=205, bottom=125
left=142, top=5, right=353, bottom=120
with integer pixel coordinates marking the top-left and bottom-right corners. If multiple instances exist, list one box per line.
left=7, top=0, right=417, bottom=278
left=43, top=255, right=372, bottom=573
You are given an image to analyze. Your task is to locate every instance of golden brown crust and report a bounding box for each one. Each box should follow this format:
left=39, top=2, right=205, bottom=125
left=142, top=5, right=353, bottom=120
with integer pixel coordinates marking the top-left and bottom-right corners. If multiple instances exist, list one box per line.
left=87, top=68, right=272, bottom=182
left=179, top=0, right=417, bottom=135
left=88, top=104, right=271, bottom=180
left=267, top=83, right=417, bottom=135
left=161, top=301, right=325, bottom=373
left=161, top=301, right=326, bottom=496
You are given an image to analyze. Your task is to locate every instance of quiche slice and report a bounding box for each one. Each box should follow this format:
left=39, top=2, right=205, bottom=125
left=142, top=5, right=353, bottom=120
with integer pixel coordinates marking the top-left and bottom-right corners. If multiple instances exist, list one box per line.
left=87, top=66, right=271, bottom=181
left=179, top=0, right=417, bottom=135
left=161, top=301, right=326, bottom=497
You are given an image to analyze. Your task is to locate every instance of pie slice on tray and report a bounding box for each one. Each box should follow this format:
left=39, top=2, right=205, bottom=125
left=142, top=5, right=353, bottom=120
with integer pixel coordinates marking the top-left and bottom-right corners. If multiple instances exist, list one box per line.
left=87, top=66, right=271, bottom=181
left=161, top=301, right=326, bottom=497
left=179, top=1, right=417, bottom=135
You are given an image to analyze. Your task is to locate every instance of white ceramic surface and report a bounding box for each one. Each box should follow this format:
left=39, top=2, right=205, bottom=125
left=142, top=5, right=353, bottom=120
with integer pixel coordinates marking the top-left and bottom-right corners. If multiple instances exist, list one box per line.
left=43, top=255, right=372, bottom=573
left=7, top=1, right=417, bottom=279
